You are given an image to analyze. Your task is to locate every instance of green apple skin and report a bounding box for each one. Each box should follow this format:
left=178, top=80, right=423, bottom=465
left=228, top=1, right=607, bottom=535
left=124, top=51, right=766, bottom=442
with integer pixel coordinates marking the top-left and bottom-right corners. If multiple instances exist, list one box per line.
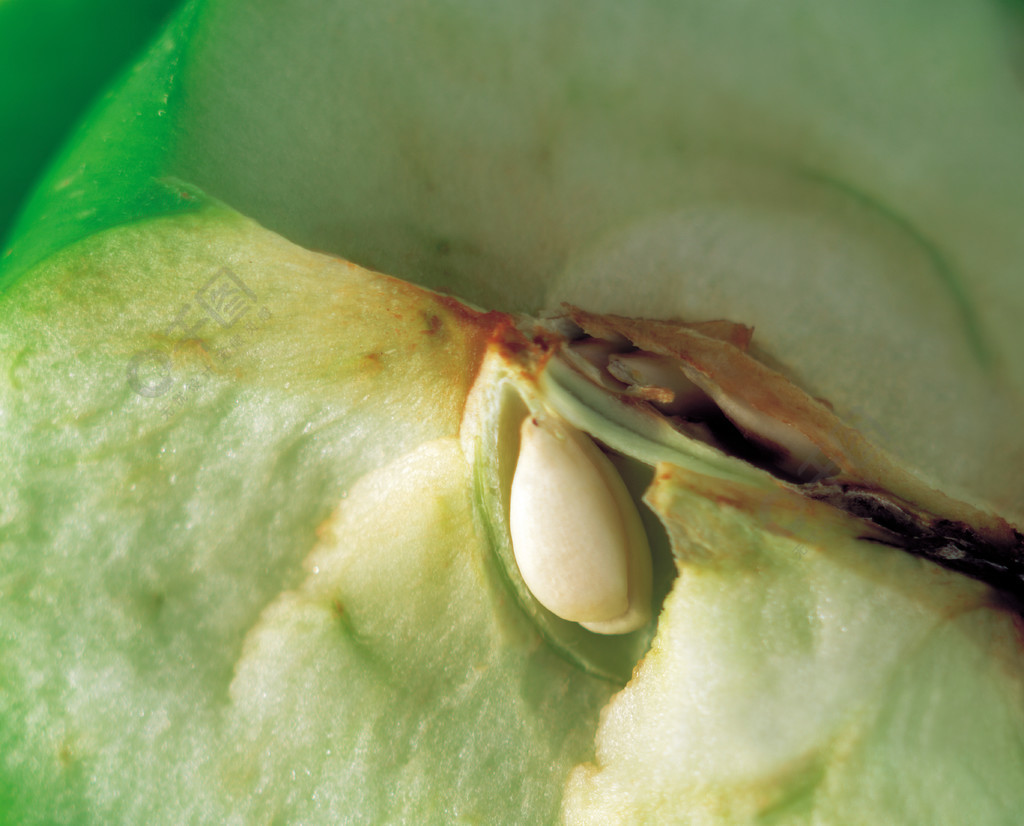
left=3, top=1, right=1024, bottom=824
left=0, top=0, right=183, bottom=246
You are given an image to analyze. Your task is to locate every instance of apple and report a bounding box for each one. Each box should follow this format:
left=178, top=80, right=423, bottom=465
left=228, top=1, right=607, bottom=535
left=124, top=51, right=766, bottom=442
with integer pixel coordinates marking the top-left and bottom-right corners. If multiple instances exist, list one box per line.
left=1, top=1, right=1023, bottom=823
left=0, top=0, right=181, bottom=243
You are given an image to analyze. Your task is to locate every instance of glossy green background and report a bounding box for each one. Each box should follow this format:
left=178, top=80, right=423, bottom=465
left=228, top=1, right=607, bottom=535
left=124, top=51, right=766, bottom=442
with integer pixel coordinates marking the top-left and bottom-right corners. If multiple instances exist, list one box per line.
left=0, top=0, right=183, bottom=246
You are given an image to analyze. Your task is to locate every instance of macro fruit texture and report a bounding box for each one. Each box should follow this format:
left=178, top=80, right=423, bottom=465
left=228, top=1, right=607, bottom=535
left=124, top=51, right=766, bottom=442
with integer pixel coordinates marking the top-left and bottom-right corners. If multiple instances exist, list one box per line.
left=2, top=1, right=1024, bottom=824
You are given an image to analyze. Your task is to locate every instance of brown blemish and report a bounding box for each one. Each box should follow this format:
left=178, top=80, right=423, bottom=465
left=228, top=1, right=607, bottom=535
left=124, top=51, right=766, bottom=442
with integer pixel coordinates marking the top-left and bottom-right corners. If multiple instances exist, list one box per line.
left=430, top=290, right=505, bottom=331
left=359, top=351, right=386, bottom=376
left=480, top=314, right=556, bottom=370
left=315, top=515, right=335, bottom=542
left=422, top=313, right=443, bottom=336
left=57, top=740, right=76, bottom=768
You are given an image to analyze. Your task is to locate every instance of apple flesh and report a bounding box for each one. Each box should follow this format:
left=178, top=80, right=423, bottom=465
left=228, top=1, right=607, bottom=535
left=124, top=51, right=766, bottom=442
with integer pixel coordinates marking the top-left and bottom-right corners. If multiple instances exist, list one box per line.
left=2, top=0, right=1024, bottom=823
left=1, top=204, right=1023, bottom=824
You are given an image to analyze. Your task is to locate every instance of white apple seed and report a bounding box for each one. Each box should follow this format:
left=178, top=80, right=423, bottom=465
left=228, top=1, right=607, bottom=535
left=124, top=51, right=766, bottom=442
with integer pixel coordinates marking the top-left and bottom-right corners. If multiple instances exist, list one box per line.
left=509, top=414, right=652, bottom=634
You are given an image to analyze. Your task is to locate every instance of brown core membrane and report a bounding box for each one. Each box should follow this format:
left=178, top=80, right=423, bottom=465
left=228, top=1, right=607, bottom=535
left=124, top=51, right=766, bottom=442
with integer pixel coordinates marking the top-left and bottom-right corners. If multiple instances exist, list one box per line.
left=554, top=315, right=1024, bottom=608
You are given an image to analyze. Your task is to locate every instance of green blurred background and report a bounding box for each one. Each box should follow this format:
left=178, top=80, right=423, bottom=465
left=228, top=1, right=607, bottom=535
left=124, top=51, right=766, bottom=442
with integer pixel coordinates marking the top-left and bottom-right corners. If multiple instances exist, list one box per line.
left=0, top=0, right=182, bottom=246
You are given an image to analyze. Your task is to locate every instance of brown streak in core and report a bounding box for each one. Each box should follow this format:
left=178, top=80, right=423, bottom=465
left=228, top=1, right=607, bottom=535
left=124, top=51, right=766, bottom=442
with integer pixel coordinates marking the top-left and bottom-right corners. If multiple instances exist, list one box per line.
left=559, top=304, right=1021, bottom=570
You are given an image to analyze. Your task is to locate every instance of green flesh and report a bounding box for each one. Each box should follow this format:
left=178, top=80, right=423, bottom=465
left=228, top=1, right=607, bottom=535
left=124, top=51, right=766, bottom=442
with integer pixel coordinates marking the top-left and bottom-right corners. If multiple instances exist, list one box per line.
left=3, top=0, right=1024, bottom=823
left=0, top=212, right=615, bottom=823
left=2, top=206, right=1023, bottom=824
left=566, top=468, right=1024, bottom=825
